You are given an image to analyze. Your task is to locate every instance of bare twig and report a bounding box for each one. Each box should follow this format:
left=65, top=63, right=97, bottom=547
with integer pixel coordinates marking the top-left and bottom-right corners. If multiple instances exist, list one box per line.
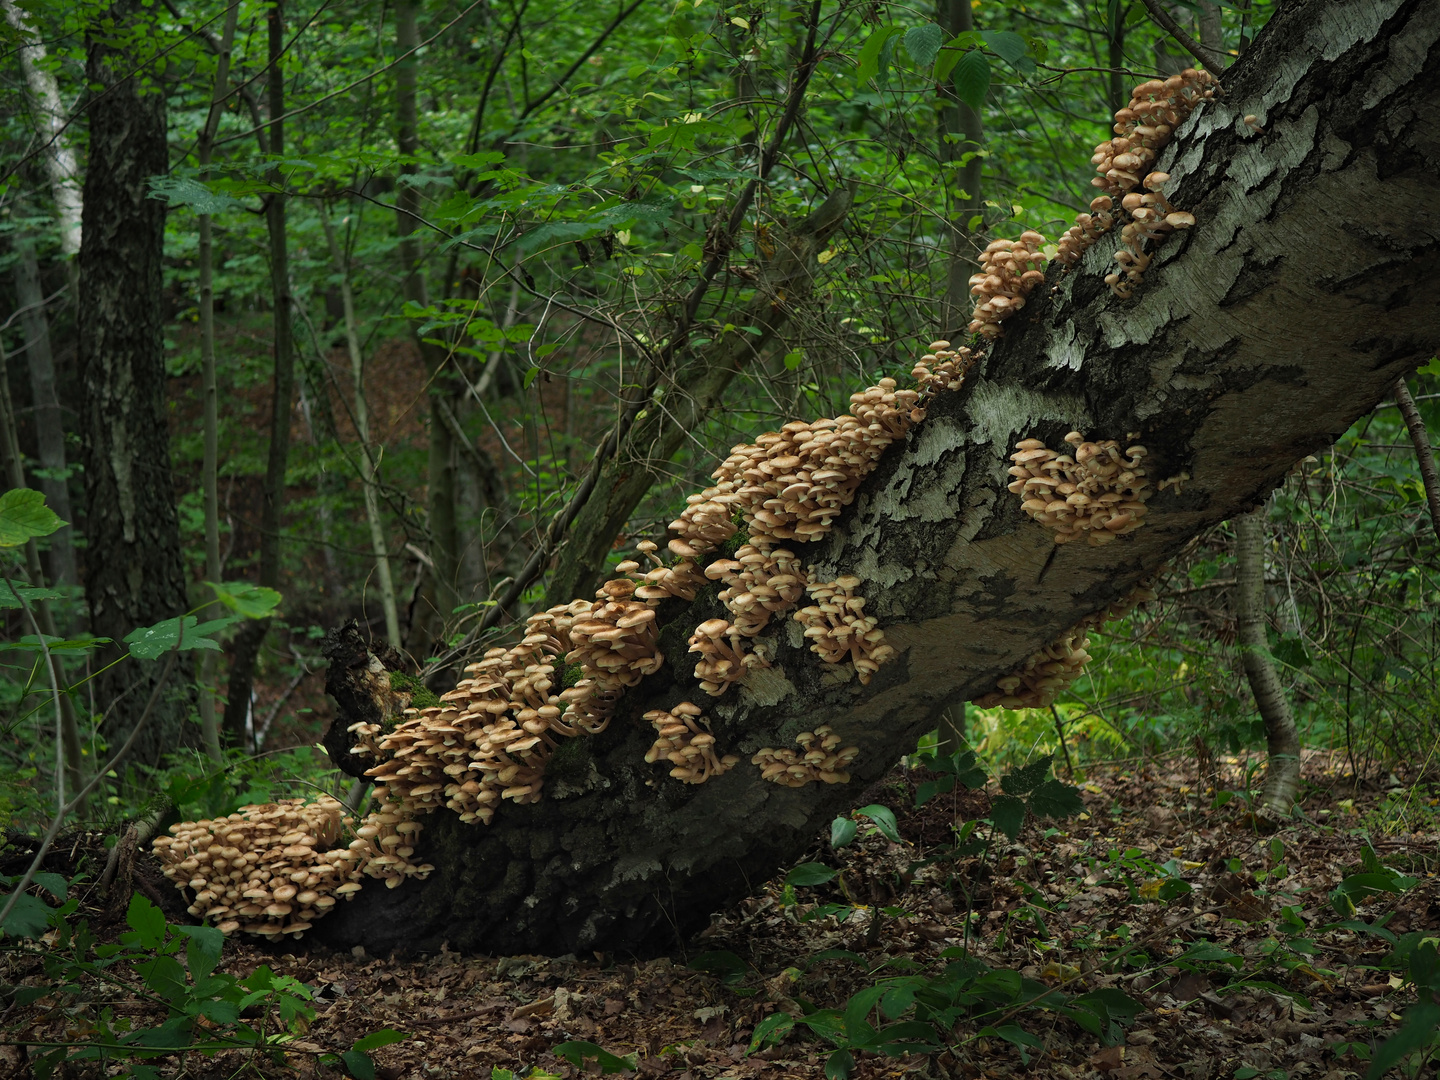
left=1393, top=376, right=1440, bottom=546
left=1138, top=0, right=1228, bottom=79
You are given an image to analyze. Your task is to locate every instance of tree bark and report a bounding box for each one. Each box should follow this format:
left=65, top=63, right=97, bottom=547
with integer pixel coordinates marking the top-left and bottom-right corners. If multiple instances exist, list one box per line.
left=224, top=0, right=297, bottom=747
left=79, top=0, right=196, bottom=768
left=316, top=0, right=1440, bottom=956
left=9, top=232, right=78, bottom=594
left=1234, top=506, right=1300, bottom=814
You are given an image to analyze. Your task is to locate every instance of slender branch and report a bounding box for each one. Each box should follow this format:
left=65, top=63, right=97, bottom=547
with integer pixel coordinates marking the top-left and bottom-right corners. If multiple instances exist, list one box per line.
left=1393, top=375, right=1440, bottom=546
left=1138, top=0, right=1228, bottom=79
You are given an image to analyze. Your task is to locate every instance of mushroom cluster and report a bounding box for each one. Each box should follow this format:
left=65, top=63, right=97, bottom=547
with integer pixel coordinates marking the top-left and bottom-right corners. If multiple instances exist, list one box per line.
left=968, top=232, right=1049, bottom=339
left=704, top=544, right=806, bottom=636
left=1055, top=69, right=1215, bottom=279
left=689, top=617, right=767, bottom=696
left=752, top=726, right=859, bottom=787
left=349, top=805, right=433, bottom=886
left=793, top=573, right=896, bottom=684
left=643, top=701, right=740, bottom=783
left=912, top=339, right=977, bottom=394
left=151, top=796, right=364, bottom=939
left=973, top=577, right=1161, bottom=711
left=1008, top=431, right=1152, bottom=545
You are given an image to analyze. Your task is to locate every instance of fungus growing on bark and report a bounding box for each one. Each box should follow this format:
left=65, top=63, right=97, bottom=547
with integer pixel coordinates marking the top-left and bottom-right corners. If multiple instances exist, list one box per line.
left=912, top=339, right=977, bottom=395
left=1008, top=432, right=1152, bottom=545
left=152, top=796, right=364, bottom=939
left=752, top=725, right=860, bottom=787
left=972, top=577, right=1161, bottom=710
left=689, top=617, right=766, bottom=696
left=967, top=232, right=1049, bottom=339
left=643, top=701, right=740, bottom=783
left=793, top=573, right=897, bottom=683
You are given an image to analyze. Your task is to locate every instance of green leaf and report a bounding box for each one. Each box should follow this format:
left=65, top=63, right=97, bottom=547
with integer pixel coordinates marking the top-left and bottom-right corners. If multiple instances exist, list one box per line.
left=136, top=954, right=189, bottom=1003
left=748, top=1011, right=794, bottom=1052
left=0, top=581, right=66, bottom=609
left=125, top=893, right=167, bottom=951
left=124, top=615, right=241, bottom=659
left=914, top=775, right=955, bottom=807
left=1028, top=778, right=1086, bottom=820
left=990, top=794, right=1027, bottom=840
left=31, top=873, right=67, bottom=901
left=856, top=25, right=904, bottom=85
left=784, top=349, right=804, bottom=371
left=177, top=924, right=225, bottom=983
left=950, top=49, right=990, bottom=111
left=1365, top=1002, right=1440, bottom=1080
left=341, top=1049, right=376, bottom=1080
left=147, top=175, right=246, bottom=216
left=1001, top=756, right=1053, bottom=796
left=981, top=30, right=1030, bottom=71
left=552, top=1040, right=636, bottom=1074
left=856, top=804, right=901, bottom=843
left=352, top=1028, right=410, bottom=1053
left=903, top=24, right=943, bottom=69
left=0, top=889, right=53, bottom=938
left=786, top=862, right=838, bottom=887
left=0, top=488, right=64, bottom=547
left=207, top=581, right=283, bottom=619
left=831, top=816, right=858, bottom=848
left=932, top=31, right=982, bottom=82
left=0, top=633, right=109, bottom=655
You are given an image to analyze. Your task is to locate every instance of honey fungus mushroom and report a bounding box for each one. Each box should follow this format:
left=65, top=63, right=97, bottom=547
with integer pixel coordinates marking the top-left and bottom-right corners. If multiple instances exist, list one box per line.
left=152, top=796, right=365, bottom=940
left=643, top=701, right=740, bottom=783
left=968, top=232, right=1049, bottom=339
left=752, top=726, right=860, bottom=787
left=1008, top=432, right=1152, bottom=546
left=793, top=573, right=897, bottom=684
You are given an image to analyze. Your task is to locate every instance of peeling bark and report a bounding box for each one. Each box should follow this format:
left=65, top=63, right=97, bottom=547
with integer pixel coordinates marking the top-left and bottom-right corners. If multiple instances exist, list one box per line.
left=316, top=0, right=1440, bottom=957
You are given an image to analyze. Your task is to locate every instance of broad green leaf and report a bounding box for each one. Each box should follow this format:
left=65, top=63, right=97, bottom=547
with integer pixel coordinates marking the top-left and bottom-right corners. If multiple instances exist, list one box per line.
left=855, top=25, right=904, bottom=85
left=982, top=30, right=1030, bottom=71
left=748, top=1011, right=794, bottom=1052
left=124, top=615, right=240, bottom=660
left=124, top=893, right=168, bottom=951
left=0, top=889, right=53, bottom=938
left=353, top=1028, right=411, bottom=1053
left=1365, top=1001, right=1440, bottom=1080
left=0, top=634, right=109, bottom=655
left=990, top=794, right=1027, bottom=840
left=1028, top=778, right=1086, bottom=820
left=0, top=581, right=65, bottom=609
left=1000, top=756, right=1052, bottom=797
left=933, top=31, right=982, bottom=82
left=824, top=1048, right=855, bottom=1079
left=177, top=924, right=225, bottom=983
left=147, top=175, right=245, bottom=216
left=830, top=816, right=858, bottom=848
left=0, top=488, right=64, bottom=547
left=950, top=49, right=990, bottom=111
left=342, top=1050, right=376, bottom=1080
left=207, top=581, right=283, bottom=619
left=903, top=24, right=943, bottom=69
left=914, top=774, right=955, bottom=807
left=552, top=1040, right=636, bottom=1074
left=30, top=873, right=67, bottom=901
left=136, top=954, right=190, bottom=1004
left=786, top=862, right=838, bottom=887
left=856, top=804, right=901, bottom=843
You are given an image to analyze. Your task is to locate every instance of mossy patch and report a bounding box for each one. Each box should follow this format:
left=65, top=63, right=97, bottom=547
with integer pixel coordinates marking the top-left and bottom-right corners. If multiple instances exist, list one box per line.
left=388, top=670, right=441, bottom=710
left=546, top=735, right=594, bottom=787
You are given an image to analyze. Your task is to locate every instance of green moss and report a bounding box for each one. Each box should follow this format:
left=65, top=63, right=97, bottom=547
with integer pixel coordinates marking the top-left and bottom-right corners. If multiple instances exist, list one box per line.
left=559, top=660, right=584, bottom=689
left=388, top=670, right=440, bottom=709
left=719, top=525, right=750, bottom=559
left=545, top=734, right=593, bottom=786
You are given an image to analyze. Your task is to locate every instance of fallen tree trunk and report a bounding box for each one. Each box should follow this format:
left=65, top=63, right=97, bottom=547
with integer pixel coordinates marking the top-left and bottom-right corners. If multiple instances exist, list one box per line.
left=314, top=0, right=1440, bottom=956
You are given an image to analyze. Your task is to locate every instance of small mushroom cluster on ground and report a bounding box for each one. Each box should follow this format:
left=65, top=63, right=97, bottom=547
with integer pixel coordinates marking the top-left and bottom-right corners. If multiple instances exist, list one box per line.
left=1056, top=68, right=1215, bottom=287
left=1008, top=431, right=1152, bottom=545
left=968, top=232, right=1048, bottom=339
left=151, top=796, right=363, bottom=940
left=973, top=576, right=1161, bottom=710
left=643, top=701, right=740, bottom=784
left=912, top=339, right=976, bottom=394
left=793, top=573, right=896, bottom=684
left=752, top=726, right=860, bottom=787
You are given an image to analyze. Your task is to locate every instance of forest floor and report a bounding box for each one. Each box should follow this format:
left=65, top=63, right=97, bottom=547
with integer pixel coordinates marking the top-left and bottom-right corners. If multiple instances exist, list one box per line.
left=2, top=749, right=1437, bottom=1080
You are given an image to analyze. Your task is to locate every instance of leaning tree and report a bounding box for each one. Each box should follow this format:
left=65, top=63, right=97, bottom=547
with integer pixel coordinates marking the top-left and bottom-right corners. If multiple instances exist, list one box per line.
left=161, top=0, right=1438, bottom=957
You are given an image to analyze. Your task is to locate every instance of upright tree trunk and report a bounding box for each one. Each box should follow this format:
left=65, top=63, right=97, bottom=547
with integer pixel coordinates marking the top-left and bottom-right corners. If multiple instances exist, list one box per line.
left=224, top=0, right=297, bottom=746
left=1234, top=506, right=1301, bottom=815
left=79, top=0, right=196, bottom=768
left=395, top=0, right=461, bottom=644
left=320, top=204, right=403, bottom=648
left=9, top=233, right=78, bottom=594
left=1, top=0, right=83, bottom=260
left=194, top=1, right=239, bottom=759
left=939, top=0, right=984, bottom=339
left=314, top=0, right=1440, bottom=956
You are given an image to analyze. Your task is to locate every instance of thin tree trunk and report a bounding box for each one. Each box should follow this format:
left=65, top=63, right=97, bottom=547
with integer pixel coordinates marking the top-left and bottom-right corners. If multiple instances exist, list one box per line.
left=9, top=233, right=78, bottom=594
left=1393, top=377, right=1440, bottom=546
left=224, top=0, right=296, bottom=746
left=194, top=0, right=240, bottom=761
left=1234, top=506, right=1301, bottom=815
left=0, top=338, right=85, bottom=809
left=79, top=0, right=196, bottom=770
left=939, top=0, right=984, bottom=338
left=320, top=204, right=402, bottom=648
left=395, top=0, right=460, bottom=644
left=1, top=0, right=83, bottom=260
